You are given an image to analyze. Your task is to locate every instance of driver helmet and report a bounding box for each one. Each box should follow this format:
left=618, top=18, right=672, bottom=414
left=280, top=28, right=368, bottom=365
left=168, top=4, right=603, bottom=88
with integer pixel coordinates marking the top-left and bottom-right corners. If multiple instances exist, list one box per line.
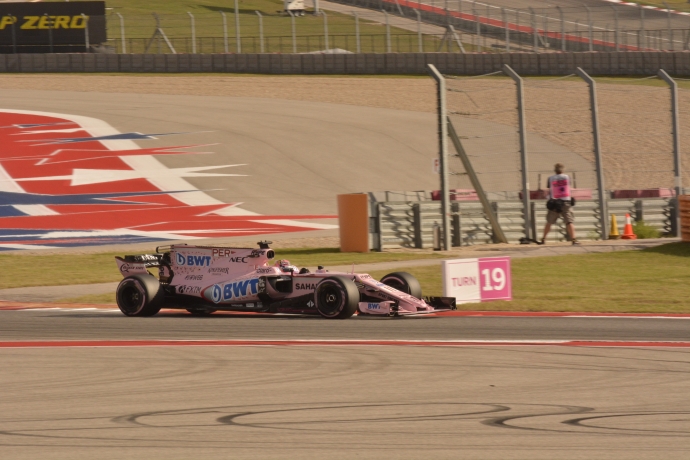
left=275, top=259, right=298, bottom=273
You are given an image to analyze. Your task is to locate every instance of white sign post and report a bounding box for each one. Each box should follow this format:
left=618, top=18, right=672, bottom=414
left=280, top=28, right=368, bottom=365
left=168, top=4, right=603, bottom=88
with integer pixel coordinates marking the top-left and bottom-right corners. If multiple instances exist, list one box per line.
left=442, top=257, right=512, bottom=304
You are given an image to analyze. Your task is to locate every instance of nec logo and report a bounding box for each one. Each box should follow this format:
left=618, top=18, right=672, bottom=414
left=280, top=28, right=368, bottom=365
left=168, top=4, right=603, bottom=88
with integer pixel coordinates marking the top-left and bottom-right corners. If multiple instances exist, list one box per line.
left=175, top=253, right=211, bottom=267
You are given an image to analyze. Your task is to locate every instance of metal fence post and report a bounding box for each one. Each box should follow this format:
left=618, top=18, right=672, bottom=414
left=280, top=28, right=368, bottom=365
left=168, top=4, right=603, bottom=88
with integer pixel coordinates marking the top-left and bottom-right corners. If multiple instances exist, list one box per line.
left=576, top=67, right=608, bottom=239
left=81, top=13, right=89, bottom=51
left=640, top=4, right=645, bottom=50
left=416, top=10, right=423, bottom=52
left=115, top=12, right=126, bottom=53
left=659, top=69, right=682, bottom=236
left=383, top=10, right=391, bottom=53
left=503, top=64, right=531, bottom=240
left=323, top=11, right=329, bottom=51
left=255, top=11, right=264, bottom=53
left=187, top=12, right=196, bottom=54
left=44, top=14, right=53, bottom=53
left=473, top=2, right=480, bottom=50
left=221, top=12, right=228, bottom=53
left=235, top=0, right=241, bottom=53
left=354, top=12, right=361, bottom=53
left=10, top=15, right=17, bottom=54
left=289, top=11, right=297, bottom=53
left=427, top=64, right=451, bottom=251
left=530, top=8, right=538, bottom=52
left=502, top=8, right=509, bottom=52
left=557, top=6, right=565, bottom=51
left=610, top=5, right=618, bottom=52
left=584, top=5, right=593, bottom=52
left=663, top=1, right=673, bottom=51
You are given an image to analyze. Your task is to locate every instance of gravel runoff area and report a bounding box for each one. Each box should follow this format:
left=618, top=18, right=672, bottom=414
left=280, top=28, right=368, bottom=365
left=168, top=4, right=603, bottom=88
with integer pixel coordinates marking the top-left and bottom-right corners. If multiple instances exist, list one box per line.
left=0, top=74, right=686, bottom=191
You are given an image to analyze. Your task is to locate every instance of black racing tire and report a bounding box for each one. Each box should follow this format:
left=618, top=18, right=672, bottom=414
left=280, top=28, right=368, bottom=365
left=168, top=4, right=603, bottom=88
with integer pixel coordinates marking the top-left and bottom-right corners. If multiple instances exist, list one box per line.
left=380, top=272, right=422, bottom=299
left=186, top=308, right=217, bottom=316
left=116, top=274, right=163, bottom=317
left=314, top=276, right=359, bottom=319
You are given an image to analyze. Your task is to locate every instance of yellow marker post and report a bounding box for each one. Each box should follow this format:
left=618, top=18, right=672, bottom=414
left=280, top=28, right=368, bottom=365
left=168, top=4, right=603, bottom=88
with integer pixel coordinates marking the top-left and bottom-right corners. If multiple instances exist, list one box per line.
left=609, top=214, right=620, bottom=239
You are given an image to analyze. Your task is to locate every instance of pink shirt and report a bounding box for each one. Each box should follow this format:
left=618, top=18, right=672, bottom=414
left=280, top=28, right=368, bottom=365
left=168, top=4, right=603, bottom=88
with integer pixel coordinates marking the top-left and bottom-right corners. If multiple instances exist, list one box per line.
left=547, top=174, right=571, bottom=200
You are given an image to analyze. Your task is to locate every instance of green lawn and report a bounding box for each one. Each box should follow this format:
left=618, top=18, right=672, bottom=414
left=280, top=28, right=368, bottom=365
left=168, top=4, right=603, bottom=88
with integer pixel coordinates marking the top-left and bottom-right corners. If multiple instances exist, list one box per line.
left=368, top=243, right=690, bottom=314
left=102, top=0, right=474, bottom=54
left=26, top=243, right=690, bottom=313
left=0, top=247, right=446, bottom=290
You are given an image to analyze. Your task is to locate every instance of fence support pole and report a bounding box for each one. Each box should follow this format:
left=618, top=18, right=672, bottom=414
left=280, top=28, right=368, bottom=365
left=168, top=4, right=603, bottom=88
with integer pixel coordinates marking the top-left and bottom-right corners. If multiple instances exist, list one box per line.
left=640, top=4, right=645, bottom=50
left=45, top=14, right=53, bottom=53
left=427, top=64, right=451, bottom=251
left=235, top=0, right=241, bottom=53
left=383, top=10, right=391, bottom=53
left=530, top=8, right=538, bottom=52
left=416, top=10, right=423, bottom=52
left=354, top=12, right=361, bottom=53
left=503, top=64, right=532, bottom=240
left=323, top=11, right=329, bottom=50
left=659, top=69, right=682, bottom=236
left=221, top=12, right=228, bottom=53
left=610, top=5, right=618, bottom=52
left=289, top=11, right=297, bottom=53
left=187, top=12, right=196, bottom=54
left=472, top=1, right=480, bottom=50
left=10, top=15, right=16, bottom=54
left=557, top=6, right=565, bottom=51
left=255, top=11, right=264, bottom=53
left=576, top=67, right=608, bottom=240
left=585, top=5, right=593, bottom=51
left=663, top=1, right=673, bottom=51
left=81, top=14, right=89, bottom=52
left=502, top=8, right=509, bottom=52
left=115, top=13, right=126, bottom=53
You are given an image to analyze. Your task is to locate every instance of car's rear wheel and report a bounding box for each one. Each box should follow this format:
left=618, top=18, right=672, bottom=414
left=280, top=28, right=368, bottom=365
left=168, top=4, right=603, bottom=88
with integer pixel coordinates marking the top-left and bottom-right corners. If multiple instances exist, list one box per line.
left=116, top=274, right=163, bottom=317
left=186, top=308, right=217, bottom=316
left=314, top=276, right=359, bottom=319
left=380, top=272, right=422, bottom=299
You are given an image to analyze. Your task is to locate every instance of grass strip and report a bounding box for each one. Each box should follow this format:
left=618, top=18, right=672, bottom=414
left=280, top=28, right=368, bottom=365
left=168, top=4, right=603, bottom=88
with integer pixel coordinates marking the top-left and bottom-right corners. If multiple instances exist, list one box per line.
left=51, top=243, right=690, bottom=313
left=0, top=248, right=445, bottom=290
left=368, top=243, right=690, bottom=314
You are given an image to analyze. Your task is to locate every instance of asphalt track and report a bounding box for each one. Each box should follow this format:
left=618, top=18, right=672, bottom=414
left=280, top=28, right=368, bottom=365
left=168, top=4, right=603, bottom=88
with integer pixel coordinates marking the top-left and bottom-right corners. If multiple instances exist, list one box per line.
left=2, top=87, right=688, bottom=458
left=1, top=310, right=689, bottom=459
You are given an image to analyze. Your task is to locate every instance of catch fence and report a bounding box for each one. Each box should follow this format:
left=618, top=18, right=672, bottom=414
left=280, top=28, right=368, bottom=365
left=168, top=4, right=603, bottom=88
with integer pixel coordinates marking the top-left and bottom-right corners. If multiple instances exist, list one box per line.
left=412, top=64, right=685, bottom=249
left=3, top=2, right=688, bottom=54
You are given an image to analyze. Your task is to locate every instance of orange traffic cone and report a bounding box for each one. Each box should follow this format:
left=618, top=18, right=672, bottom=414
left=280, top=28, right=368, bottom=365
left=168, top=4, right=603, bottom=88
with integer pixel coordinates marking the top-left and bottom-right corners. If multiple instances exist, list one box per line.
left=621, top=213, right=637, bottom=240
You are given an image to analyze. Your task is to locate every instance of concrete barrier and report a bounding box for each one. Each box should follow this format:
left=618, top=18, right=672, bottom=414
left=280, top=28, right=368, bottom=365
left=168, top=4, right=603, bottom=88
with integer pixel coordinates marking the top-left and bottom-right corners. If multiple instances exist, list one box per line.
left=0, top=52, right=689, bottom=75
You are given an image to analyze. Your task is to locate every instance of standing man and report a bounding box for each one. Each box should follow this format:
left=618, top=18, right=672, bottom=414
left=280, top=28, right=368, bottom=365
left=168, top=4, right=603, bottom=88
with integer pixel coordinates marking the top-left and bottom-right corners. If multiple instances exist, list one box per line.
left=539, top=163, right=580, bottom=245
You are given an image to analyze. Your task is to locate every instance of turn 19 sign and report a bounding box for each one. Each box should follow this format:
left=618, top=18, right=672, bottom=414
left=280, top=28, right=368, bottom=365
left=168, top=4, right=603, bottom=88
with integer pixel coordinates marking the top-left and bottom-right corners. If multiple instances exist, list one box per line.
left=442, top=257, right=512, bottom=305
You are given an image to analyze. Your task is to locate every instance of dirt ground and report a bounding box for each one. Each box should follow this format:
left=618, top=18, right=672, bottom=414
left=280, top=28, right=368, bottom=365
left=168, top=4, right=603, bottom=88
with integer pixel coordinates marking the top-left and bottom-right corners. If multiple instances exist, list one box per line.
left=0, top=74, right=683, bottom=191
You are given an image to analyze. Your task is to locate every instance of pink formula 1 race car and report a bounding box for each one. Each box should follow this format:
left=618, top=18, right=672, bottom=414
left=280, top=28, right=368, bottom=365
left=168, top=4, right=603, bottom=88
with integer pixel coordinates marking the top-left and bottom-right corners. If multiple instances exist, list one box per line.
left=115, top=241, right=456, bottom=319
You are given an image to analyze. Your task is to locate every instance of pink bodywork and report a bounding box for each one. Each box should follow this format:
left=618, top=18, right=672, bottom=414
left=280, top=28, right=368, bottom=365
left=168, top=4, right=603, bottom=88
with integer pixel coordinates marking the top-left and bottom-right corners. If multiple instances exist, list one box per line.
left=116, top=244, right=442, bottom=316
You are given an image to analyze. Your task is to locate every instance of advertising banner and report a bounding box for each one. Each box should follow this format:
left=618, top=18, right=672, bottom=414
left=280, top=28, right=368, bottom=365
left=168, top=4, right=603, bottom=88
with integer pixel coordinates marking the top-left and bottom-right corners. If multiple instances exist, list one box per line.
left=0, top=1, right=106, bottom=53
left=442, top=257, right=512, bottom=304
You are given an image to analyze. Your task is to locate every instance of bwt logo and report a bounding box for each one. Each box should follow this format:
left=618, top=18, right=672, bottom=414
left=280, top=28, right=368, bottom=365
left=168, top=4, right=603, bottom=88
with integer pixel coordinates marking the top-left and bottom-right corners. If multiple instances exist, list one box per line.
left=211, top=279, right=260, bottom=304
left=176, top=253, right=211, bottom=267
left=367, top=303, right=381, bottom=310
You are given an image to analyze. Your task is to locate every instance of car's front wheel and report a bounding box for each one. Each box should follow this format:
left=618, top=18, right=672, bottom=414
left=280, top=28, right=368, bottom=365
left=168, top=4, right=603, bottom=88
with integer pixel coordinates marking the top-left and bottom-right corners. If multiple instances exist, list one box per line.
left=116, top=274, right=163, bottom=317
left=380, top=272, right=422, bottom=299
left=314, top=276, right=359, bottom=319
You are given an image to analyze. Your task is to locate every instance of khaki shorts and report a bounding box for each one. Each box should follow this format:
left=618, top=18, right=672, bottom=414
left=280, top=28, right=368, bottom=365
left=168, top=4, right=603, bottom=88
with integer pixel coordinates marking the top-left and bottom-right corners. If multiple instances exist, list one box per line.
left=547, top=203, right=574, bottom=225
